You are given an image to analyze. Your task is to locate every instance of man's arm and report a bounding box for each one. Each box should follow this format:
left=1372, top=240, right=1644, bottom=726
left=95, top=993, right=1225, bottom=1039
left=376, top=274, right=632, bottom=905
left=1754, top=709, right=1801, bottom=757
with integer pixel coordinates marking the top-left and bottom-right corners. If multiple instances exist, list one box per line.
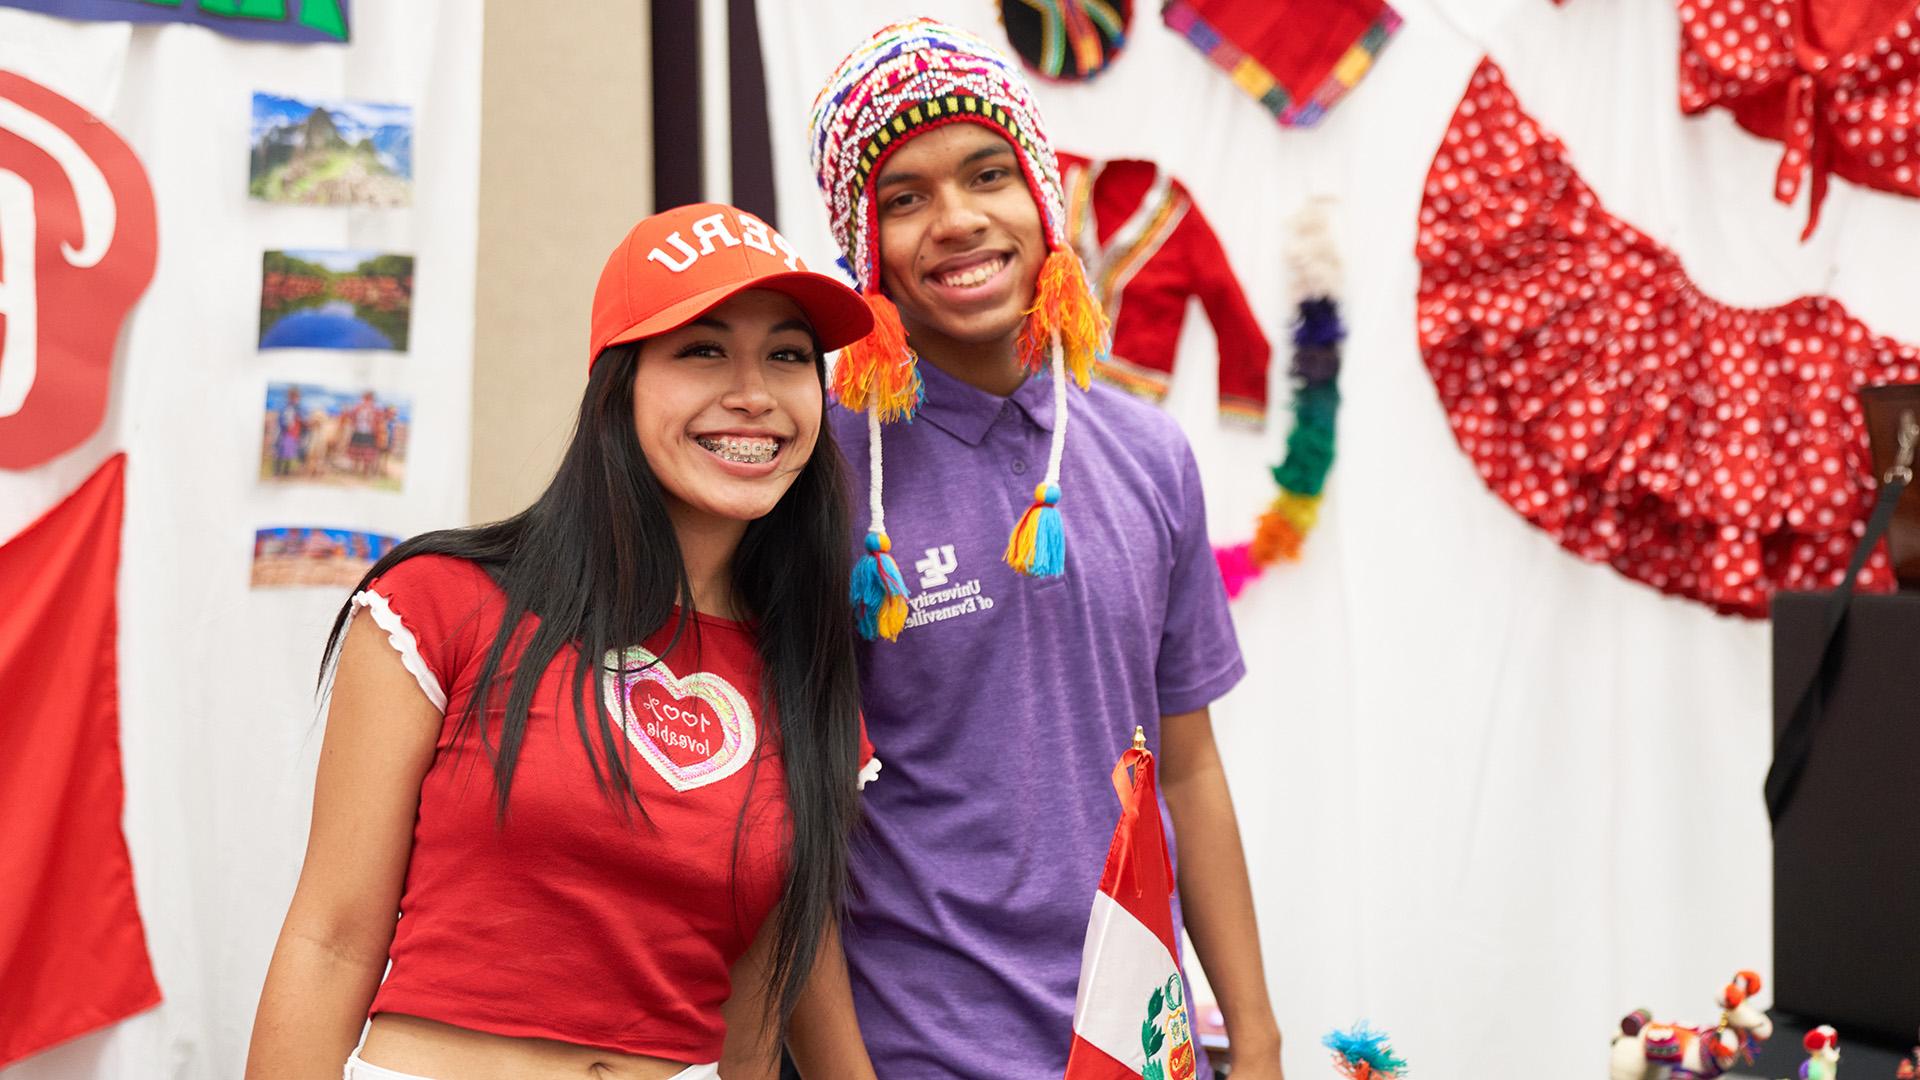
left=1160, top=706, right=1285, bottom=1079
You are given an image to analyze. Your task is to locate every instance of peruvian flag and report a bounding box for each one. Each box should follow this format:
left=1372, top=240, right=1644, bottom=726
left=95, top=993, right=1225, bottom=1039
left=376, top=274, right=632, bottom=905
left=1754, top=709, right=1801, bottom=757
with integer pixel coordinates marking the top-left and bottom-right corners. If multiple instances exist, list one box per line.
left=0, top=454, right=160, bottom=1067
left=1064, top=733, right=1199, bottom=1080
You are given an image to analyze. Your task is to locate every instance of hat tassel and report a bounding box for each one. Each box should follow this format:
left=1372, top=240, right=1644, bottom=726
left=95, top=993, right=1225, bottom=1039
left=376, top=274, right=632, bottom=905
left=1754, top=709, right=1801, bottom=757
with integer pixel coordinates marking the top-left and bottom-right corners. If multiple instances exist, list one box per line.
left=1017, top=249, right=1106, bottom=385
left=1005, top=331, right=1071, bottom=578
left=851, top=409, right=910, bottom=640
left=832, top=289, right=923, bottom=421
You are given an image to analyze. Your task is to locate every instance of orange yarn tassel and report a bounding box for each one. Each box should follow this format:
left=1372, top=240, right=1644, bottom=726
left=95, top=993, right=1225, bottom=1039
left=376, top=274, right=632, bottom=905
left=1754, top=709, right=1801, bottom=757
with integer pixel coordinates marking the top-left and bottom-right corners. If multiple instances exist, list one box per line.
left=832, top=290, right=922, bottom=422
left=1017, top=250, right=1107, bottom=387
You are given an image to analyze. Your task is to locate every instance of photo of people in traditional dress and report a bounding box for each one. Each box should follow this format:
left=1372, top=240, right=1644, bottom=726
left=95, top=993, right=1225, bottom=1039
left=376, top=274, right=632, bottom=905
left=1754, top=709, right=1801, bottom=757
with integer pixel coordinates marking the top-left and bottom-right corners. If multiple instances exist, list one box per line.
left=260, top=250, right=414, bottom=351
left=260, top=383, right=411, bottom=492
left=249, top=92, right=412, bottom=207
left=250, top=527, right=401, bottom=589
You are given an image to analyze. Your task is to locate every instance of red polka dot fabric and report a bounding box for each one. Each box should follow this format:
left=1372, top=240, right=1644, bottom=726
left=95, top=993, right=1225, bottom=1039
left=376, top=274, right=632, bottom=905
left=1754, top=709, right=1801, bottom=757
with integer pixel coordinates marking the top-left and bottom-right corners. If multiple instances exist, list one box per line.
left=1679, top=0, right=1920, bottom=238
left=1417, top=59, right=1919, bottom=617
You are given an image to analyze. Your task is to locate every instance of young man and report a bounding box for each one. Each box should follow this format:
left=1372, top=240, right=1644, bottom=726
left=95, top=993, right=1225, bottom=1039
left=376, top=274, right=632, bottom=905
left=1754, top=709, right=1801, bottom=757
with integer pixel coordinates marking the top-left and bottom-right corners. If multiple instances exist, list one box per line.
left=807, top=20, right=1286, bottom=1079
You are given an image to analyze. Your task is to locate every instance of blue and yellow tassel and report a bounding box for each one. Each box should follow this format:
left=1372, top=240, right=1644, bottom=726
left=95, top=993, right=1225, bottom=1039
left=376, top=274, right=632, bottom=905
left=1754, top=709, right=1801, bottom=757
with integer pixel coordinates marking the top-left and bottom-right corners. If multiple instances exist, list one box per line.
left=850, top=530, right=909, bottom=641
left=1005, top=482, right=1065, bottom=577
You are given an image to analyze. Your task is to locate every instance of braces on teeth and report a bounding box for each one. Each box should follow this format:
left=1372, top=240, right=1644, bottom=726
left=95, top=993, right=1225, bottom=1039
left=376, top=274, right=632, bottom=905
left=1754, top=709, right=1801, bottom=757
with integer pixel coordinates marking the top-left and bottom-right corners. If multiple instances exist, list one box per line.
left=696, top=435, right=778, bottom=464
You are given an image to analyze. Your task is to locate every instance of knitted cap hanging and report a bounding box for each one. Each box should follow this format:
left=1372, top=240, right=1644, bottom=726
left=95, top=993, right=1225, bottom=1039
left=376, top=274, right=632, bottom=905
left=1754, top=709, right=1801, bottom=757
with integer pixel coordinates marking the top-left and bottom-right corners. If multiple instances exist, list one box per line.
left=808, top=18, right=1108, bottom=639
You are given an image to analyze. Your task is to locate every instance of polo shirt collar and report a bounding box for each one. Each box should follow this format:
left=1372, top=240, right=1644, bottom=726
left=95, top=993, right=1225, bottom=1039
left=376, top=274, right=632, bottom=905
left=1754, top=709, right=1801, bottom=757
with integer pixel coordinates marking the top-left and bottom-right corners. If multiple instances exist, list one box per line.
left=915, top=357, right=1057, bottom=446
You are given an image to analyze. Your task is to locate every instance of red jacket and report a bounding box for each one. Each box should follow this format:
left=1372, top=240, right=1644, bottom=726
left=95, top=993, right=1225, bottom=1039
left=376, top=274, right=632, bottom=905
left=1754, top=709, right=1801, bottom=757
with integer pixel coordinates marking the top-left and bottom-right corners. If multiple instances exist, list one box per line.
left=1060, top=152, right=1272, bottom=426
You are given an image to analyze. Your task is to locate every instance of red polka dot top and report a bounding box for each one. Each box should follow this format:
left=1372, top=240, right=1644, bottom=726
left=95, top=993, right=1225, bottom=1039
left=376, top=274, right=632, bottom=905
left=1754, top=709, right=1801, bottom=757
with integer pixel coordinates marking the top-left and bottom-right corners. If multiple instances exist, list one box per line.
left=1679, top=0, right=1920, bottom=238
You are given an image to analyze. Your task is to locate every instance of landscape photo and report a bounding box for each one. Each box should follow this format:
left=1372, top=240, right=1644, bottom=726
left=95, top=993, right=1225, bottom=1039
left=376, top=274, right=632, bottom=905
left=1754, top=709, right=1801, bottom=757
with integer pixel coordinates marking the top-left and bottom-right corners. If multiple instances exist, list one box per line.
left=260, top=249, right=414, bottom=351
left=261, top=382, right=412, bottom=492
left=251, top=527, right=400, bottom=589
left=249, top=92, right=412, bottom=207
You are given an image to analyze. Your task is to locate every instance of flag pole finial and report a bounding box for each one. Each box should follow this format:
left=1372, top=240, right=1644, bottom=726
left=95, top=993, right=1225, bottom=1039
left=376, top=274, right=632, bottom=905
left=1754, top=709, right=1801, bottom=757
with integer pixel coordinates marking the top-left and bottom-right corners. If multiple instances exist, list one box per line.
left=1131, top=726, right=1146, bottom=752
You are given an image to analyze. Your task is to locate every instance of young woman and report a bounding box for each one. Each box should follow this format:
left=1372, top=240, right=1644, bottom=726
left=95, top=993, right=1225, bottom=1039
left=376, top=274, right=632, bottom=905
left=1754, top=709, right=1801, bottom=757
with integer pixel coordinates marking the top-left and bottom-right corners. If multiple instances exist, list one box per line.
left=246, top=203, right=880, bottom=1080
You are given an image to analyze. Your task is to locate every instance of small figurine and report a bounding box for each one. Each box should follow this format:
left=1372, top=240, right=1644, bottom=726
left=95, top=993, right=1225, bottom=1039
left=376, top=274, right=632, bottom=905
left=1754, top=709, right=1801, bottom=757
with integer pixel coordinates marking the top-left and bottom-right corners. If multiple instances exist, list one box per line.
left=1895, top=1026, right=1919, bottom=1079
left=1324, top=1024, right=1408, bottom=1079
left=1609, top=970, right=1774, bottom=1080
left=1798, top=1025, right=1839, bottom=1080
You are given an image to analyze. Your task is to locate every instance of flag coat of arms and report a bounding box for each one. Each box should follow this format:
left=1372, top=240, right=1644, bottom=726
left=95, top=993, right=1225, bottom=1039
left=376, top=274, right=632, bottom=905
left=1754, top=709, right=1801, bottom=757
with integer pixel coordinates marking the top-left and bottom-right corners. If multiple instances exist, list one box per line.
left=1065, top=733, right=1198, bottom=1080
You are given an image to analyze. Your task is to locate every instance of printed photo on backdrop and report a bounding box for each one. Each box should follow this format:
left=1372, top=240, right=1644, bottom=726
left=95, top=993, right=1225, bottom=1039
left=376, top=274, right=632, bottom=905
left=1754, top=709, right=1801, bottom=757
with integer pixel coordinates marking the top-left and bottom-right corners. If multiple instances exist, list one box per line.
left=259, top=249, right=413, bottom=351
left=261, top=383, right=411, bottom=492
left=250, top=526, right=399, bottom=589
left=249, top=92, right=412, bottom=207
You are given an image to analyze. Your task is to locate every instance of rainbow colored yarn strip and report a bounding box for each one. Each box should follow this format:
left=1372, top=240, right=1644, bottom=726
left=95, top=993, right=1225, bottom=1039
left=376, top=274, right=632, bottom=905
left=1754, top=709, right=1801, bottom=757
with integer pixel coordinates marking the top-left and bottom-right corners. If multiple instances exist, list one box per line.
left=1216, top=201, right=1342, bottom=599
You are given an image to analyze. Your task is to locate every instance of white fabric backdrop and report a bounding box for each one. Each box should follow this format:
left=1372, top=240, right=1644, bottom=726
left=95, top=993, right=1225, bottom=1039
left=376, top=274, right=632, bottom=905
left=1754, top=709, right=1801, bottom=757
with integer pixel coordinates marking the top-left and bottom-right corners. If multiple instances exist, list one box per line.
left=760, top=1, right=1920, bottom=1076
left=0, top=7, right=480, bottom=1077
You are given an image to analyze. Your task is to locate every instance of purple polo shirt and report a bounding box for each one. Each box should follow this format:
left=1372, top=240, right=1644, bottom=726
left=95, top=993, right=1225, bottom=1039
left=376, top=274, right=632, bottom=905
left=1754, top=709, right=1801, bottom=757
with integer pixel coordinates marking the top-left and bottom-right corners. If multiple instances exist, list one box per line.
left=832, top=358, right=1245, bottom=1078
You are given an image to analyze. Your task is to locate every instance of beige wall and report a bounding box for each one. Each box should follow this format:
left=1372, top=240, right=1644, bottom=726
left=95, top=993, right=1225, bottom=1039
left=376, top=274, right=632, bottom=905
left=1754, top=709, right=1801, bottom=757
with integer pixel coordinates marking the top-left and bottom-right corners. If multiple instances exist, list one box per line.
left=469, top=1, right=653, bottom=523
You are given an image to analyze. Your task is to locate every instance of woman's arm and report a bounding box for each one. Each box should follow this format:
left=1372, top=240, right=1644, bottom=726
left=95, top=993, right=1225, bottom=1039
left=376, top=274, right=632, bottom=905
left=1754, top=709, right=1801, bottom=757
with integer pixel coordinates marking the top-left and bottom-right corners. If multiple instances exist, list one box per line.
left=1160, top=706, right=1286, bottom=1080
left=245, top=614, right=442, bottom=1079
left=783, top=920, right=875, bottom=1079
left=719, top=920, right=781, bottom=1080
left=721, top=917, right=875, bottom=1080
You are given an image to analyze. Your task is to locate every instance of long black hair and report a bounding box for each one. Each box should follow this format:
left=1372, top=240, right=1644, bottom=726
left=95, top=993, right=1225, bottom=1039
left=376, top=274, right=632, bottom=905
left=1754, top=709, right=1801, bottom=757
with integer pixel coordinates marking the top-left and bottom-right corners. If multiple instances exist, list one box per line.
left=320, top=340, right=862, bottom=1031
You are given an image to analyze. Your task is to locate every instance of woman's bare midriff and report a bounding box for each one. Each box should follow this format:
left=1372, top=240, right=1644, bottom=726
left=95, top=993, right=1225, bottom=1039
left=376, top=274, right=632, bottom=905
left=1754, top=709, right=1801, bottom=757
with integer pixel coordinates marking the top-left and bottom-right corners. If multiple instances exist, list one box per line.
left=358, top=1013, right=696, bottom=1080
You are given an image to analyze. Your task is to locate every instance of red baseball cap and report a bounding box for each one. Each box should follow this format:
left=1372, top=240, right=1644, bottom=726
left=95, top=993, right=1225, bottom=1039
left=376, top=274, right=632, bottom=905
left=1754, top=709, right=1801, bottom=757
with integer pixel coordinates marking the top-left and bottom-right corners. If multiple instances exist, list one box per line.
left=589, top=203, right=873, bottom=365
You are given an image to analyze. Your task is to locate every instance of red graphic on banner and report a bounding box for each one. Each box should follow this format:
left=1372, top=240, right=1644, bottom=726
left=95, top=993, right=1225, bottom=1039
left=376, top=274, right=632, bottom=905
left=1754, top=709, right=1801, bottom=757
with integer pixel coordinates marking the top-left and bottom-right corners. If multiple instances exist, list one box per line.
left=0, top=72, right=157, bottom=470
left=0, top=453, right=161, bottom=1067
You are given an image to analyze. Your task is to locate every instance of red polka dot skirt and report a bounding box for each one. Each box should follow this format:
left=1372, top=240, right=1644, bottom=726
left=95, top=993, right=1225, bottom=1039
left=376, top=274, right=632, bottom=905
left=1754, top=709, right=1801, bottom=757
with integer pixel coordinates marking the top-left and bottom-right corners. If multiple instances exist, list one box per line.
left=1417, top=59, right=1919, bottom=617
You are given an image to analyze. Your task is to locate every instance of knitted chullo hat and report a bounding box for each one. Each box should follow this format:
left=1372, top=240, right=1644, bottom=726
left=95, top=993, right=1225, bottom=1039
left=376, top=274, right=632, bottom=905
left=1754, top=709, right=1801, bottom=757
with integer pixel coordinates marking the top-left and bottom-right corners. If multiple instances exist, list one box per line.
left=808, top=17, right=1109, bottom=641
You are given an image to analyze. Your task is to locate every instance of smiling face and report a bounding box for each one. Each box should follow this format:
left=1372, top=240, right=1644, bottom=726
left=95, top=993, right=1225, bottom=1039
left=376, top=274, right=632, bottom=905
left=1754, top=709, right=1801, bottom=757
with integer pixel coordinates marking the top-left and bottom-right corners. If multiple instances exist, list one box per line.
left=873, top=122, right=1047, bottom=362
left=632, top=289, right=823, bottom=530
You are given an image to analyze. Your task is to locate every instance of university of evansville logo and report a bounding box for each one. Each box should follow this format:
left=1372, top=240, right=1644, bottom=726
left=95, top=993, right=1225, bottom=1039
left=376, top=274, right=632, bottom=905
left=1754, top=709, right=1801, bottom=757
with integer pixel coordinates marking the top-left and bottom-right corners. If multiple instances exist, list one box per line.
left=902, top=543, right=994, bottom=631
left=0, top=72, right=157, bottom=469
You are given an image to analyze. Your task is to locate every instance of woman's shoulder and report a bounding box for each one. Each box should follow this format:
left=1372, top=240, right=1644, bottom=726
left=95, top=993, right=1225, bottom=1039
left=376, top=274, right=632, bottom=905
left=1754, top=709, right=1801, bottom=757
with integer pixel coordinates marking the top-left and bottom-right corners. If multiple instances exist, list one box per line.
left=364, top=552, right=502, bottom=604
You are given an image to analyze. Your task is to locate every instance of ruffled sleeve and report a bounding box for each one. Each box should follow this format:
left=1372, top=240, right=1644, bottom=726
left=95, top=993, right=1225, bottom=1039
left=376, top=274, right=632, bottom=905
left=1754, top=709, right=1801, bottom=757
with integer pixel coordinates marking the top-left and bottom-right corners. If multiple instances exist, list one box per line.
left=350, top=555, right=496, bottom=713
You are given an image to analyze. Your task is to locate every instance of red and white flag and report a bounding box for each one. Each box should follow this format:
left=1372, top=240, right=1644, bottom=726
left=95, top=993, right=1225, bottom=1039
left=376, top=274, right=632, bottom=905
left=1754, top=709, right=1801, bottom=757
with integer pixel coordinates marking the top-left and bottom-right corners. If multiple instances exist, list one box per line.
left=1064, top=734, right=1198, bottom=1080
left=0, top=455, right=161, bottom=1067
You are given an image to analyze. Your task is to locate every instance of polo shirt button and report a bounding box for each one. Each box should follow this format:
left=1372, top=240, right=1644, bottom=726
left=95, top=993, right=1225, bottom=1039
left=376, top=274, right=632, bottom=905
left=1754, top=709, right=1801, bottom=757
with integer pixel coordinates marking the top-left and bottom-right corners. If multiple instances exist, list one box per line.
left=1011, top=459, right=1028, bottom=475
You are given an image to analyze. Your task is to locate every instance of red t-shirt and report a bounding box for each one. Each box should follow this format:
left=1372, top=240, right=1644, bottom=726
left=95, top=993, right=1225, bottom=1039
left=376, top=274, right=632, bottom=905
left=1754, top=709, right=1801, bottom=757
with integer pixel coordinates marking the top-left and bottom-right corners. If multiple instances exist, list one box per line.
left=349, top=555, right=874, bottom=1064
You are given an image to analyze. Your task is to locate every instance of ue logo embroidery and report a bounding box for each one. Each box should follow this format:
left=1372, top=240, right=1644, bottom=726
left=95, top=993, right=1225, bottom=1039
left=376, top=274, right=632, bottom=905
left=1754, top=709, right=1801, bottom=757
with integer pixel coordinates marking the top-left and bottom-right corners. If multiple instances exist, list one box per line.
left=646, top=209, right=803, bottom=274
left=602, top=645, right=758, bottom=792
left=915, top=543, right=958, bottom=589
left=0, top=72, right=157, bottom=469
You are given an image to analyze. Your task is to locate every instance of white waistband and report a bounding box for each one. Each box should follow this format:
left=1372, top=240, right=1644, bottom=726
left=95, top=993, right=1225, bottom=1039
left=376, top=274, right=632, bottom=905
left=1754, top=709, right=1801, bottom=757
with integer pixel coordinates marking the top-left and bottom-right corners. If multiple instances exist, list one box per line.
left=344, top=1051, right=722, bottom=1080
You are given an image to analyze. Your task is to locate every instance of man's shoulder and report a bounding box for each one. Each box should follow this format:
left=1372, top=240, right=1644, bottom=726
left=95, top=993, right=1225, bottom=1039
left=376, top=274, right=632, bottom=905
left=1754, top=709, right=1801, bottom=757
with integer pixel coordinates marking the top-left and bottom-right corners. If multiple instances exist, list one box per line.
left=827, top=402, right=868, bottom=444
left=1081, top=380, right=1194, bottom=472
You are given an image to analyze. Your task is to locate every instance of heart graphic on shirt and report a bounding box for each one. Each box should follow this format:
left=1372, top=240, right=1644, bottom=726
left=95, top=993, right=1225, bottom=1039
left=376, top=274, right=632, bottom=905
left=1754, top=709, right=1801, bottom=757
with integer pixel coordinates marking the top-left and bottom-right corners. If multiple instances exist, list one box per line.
left=602, top=645, right=757, bottom=792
